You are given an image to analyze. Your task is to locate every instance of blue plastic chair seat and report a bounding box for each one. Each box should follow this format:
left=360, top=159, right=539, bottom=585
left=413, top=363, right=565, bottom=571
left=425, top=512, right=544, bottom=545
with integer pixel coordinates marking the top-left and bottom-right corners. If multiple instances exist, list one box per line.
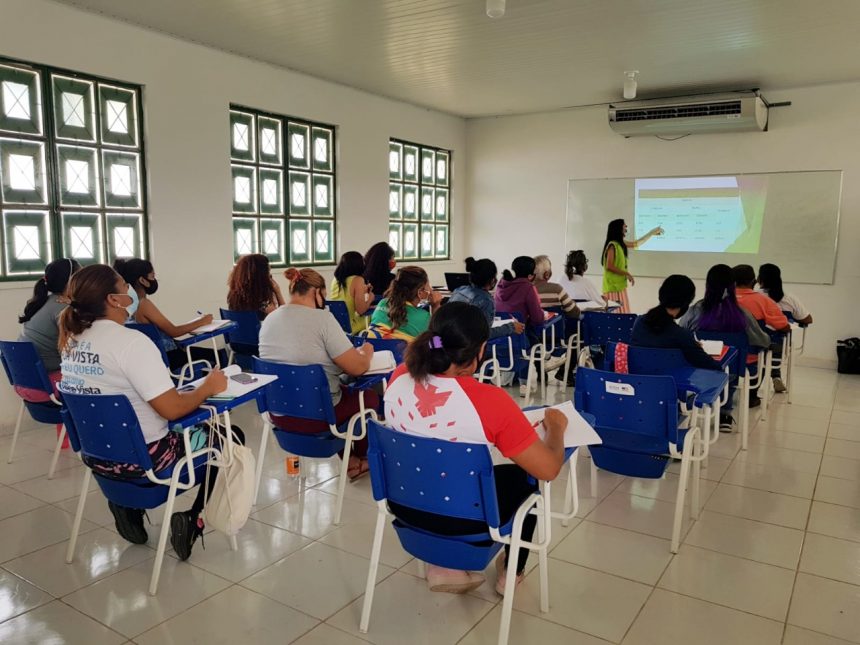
left=23, top=400, right=63, bottom=424
left=92, top=456, right=209, bottom=509
left=272, top=428, right=345, bottom=458
left=588, top=426, right=689, bottom=478
left=391, top=518, right=509, bottom=571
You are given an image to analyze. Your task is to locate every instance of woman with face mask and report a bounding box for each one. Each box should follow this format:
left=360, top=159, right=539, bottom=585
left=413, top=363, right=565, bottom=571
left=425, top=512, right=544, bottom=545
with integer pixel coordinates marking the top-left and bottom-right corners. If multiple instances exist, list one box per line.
left=258, top=268, right=378, bottom=479
left=114, top=258, right=215, bottom=370
left=630, top=274, right=721, bottom=371
left=368, top=266, right=442, bottom=341
left=58, top=264, right=240, bottom=560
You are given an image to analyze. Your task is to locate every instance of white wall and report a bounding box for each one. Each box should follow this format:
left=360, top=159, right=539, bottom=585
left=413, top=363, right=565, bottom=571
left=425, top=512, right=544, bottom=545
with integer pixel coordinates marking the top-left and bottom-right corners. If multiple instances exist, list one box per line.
left=465, top=82, right=860, bottom=365
left=0, top=0, right=466, bottom=429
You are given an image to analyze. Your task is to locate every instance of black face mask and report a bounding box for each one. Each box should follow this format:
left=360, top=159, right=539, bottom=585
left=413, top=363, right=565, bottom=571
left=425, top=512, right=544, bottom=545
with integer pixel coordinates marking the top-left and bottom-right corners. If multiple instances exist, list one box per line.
left=141, top=277, right=158, bottom=295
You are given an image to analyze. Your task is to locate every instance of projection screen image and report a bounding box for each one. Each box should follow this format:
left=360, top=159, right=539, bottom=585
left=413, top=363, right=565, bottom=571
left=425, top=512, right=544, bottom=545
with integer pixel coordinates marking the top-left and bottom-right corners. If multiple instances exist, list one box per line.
left=634, top=176, right=766, bottom=253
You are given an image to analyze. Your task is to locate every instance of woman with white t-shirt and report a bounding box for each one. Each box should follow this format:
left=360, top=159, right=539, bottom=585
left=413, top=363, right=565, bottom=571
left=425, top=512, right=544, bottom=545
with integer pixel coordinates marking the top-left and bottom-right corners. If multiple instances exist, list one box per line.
left=757, top=263, right=813, bottom=324
left=59, top=264, right=240, bottom=561
left=558, top=250, right=606, bottom=305
left=383, top=302, right=568, bottom=595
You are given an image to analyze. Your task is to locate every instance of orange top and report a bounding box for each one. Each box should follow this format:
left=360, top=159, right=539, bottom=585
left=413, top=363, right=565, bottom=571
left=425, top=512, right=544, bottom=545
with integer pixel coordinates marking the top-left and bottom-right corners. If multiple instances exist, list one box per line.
left=736, top=288, right=789, bottom=330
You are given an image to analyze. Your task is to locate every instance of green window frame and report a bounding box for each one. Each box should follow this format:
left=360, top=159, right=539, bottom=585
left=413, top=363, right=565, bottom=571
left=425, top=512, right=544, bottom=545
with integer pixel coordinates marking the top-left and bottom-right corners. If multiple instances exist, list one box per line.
left=230, top=105, right=336, bottom=266
left=0, top=56, right=148, bottom=278
left=389, top=139, right=450, bottom=260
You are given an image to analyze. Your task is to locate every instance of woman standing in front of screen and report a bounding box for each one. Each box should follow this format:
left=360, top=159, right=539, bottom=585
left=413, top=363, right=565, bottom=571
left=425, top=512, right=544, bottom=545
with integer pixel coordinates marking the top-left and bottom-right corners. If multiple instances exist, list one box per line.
left=600, top=218, right=663, bottom=313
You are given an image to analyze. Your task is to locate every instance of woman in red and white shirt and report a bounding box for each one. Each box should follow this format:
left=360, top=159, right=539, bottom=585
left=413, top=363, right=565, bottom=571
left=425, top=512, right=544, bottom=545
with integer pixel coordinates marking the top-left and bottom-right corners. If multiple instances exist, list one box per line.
left=384, top=301, right=568, bottom=595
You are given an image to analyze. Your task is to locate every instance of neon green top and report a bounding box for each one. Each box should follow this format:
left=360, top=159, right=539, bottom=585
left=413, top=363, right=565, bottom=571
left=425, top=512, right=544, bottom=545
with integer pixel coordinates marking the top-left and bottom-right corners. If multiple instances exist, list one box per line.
left=329, top=276, right=368, bottom=334
left=602, top=241, right=628, bottom=293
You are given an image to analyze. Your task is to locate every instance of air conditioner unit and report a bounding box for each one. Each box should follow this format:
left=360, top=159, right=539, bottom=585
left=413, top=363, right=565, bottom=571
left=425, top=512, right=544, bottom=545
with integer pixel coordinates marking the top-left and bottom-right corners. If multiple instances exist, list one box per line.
left=608, top=92, right=768, bottom=137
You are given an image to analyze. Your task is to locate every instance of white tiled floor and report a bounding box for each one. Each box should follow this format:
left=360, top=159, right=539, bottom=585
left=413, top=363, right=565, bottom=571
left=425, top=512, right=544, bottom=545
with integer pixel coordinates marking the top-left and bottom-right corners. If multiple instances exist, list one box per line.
left=0, top=366, right=857, bottom=643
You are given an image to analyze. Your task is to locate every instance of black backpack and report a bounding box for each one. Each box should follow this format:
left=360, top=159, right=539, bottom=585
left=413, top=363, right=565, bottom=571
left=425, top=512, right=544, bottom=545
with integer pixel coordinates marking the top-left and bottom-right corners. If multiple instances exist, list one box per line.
left=836, top=338, right=860, bottom=374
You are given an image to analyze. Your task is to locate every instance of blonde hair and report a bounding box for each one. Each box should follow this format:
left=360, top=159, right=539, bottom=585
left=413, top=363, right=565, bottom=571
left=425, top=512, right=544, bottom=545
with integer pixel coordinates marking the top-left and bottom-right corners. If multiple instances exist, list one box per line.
left=284, top=267, right=325, bottom=295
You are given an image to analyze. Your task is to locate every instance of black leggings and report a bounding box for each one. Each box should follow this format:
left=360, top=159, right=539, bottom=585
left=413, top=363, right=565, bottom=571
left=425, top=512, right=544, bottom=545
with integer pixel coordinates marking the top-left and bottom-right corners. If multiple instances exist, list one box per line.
left=388, top=464, right=539, bottom=574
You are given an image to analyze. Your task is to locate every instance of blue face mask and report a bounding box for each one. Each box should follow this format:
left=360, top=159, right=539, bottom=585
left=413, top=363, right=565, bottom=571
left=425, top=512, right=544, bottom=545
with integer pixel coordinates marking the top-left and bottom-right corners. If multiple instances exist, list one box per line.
left=126, top=286, right=139, bottom=318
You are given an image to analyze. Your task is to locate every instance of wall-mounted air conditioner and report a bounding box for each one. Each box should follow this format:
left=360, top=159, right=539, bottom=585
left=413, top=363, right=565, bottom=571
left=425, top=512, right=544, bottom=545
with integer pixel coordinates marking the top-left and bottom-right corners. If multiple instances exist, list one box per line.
left=608, top=91, right=768, bottom=137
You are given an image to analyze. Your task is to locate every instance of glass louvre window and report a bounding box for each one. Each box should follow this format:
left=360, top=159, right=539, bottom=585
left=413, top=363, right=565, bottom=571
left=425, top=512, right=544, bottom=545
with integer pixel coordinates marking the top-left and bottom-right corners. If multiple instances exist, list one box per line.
left=230, top=105, right=336, bottom=265
left=389, top=139, right=450, bottom=260
left=0, top=57, right=148, bottom=277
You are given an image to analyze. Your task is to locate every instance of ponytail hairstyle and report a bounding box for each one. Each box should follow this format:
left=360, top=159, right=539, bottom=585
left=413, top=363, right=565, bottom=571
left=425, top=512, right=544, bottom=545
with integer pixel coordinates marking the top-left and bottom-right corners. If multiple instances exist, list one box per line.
left=758, top=263, right=784, bottom=303
left=334, top=251, right=365, bottom=291
left=283, top=267, right=326, bottom=295
left=227, top=253, right=275, bottom=312
left=384, top=266, right=428, bottom=330
left=405, top=301, right=489, bottom=381
left=601, top=218, right=627, bottom=266
left=113, top=257, right=153, bottom=291
left=699, top=264, right=747, bottom=332
left=501, top=256, right=536, bottom=281
left=19, top=257, right=80, bottom=323
left=465, top=256, right=497, bottom=289
left=58, top=264, right=120, bottom=350
left=564, top=250, right=588, bottom=279
left=642, top=274, right=696, bottom=333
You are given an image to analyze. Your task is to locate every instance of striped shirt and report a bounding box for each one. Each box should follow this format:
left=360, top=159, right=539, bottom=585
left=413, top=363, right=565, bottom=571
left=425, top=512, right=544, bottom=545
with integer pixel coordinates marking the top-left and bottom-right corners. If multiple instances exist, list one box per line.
left=535, top=281, right=581, bottom=318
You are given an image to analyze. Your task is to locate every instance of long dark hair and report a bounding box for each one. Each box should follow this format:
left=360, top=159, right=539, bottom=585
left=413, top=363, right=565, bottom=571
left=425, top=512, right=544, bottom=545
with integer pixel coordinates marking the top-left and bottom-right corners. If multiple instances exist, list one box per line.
left=601, top=218, right=627, bottom=266
left=384, top=266, right=428, bottom=330
left=502, top=256, right=535, bottom=281
left=758, top=263, right=784, bottom=303
left=564, top=250, right=587, bottom=279
left=113, top=257, right=153, bottom=290
left=58, top=265, right=119, bottom=350
left=363, top=242, right=395, bottom=291
left=465, top=257, right=497, bottom=289
left=405, top=302, right=489, bottom=381
left=19, top=258, right=80, bottom=323
left=227, top=254, right=275, bottom=312
left=699, top=264, right=747, bottom=332
left=334, top=251, right=365, bottom=291
left=642, top=274, right=696, bottom=333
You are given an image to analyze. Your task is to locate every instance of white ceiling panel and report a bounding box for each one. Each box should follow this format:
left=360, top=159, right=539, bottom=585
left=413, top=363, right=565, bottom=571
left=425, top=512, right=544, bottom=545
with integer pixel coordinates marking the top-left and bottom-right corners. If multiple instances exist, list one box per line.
left=53, top=0, right=860, bottom=117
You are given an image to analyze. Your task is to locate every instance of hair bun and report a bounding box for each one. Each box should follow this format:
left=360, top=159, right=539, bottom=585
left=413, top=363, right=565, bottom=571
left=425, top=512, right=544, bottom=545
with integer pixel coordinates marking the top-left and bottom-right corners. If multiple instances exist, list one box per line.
left=464, top=257, right=476, bottom=271
left=284, top=267, right=300, bottom=282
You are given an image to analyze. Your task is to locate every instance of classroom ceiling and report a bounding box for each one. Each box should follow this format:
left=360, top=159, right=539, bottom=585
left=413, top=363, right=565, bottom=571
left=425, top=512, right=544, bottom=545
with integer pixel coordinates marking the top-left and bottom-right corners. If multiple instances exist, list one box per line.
left=55, top=0, right=860, bottom=117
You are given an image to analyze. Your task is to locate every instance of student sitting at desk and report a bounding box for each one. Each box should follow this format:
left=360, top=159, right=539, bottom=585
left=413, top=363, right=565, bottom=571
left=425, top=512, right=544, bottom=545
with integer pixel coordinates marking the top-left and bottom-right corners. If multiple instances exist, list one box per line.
left=259, top=267, right=378, bottom=480
left=558, top=250, right=606, bottom=305
left=226, top=253, right=284, bottom=319
left=533, top=254, right=581, bottom=323
left=58, top=264, right=242, bottom=561
left=330, top=251, right=373, bottom=334
left=758, top=263, right=812, bottom=325
left=368, top=267, right=441, bottom=341
left=680, top=264, right=770, bottom=422
left=363, top=241, right=397, bottom=298
left=448, top=257, right=524, bottom=339
left=630, top=274, right=721, bottom=371
left=384, top=302, right=568, bottom=595
left=494, top=256, right=544, bottom=327
left=114, top=258, right=216, bottom=371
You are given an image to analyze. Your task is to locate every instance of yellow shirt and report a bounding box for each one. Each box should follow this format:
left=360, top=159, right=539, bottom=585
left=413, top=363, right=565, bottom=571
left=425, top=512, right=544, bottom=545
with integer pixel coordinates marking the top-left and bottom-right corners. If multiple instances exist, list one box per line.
left=329, top=276, right=368, bottom=334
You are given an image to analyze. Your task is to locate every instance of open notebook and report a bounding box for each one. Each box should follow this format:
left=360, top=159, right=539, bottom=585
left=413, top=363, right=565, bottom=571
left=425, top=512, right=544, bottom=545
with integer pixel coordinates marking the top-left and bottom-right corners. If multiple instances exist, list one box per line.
left=700, top=340, right=725, bottom=358
left=523, top=401, right=603, bottom=448
left=364, top=350, right=397, bottom=375
left=188, top=320, right=233, bottom=334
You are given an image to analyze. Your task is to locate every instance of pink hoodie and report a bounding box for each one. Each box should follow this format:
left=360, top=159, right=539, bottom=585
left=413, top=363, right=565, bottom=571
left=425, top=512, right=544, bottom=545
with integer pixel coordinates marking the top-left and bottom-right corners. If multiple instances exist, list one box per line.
left=494, top=278, right=544, bottom=326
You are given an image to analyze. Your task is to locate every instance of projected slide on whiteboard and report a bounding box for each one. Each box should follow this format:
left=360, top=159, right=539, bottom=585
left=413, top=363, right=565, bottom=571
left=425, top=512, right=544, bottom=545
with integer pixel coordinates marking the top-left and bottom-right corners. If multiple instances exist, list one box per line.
left=634, top=177, right=765, bottom=253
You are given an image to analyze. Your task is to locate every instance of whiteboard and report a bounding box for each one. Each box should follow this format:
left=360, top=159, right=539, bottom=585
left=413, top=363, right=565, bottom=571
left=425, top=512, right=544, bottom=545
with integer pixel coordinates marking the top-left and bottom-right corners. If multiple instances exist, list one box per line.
left=565, top=171, right=842, bottom=284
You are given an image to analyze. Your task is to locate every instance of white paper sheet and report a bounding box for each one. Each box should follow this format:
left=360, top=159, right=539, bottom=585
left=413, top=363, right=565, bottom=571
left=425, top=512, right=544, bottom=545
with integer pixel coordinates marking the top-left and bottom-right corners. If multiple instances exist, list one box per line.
left=364, top=350, right=397, bottom=375
left=523, top=401, right=603, bottom=448
left=179, top=364, right=276, bottom=400
left=701, top=340, right=724, bottom=357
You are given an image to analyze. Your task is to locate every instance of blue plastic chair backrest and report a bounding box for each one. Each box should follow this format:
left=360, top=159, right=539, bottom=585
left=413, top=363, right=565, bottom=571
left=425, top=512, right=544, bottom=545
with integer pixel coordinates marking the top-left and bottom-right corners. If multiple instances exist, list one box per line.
left=59, top=389, right=153, bottom=470
left=366, top=419, right=502, bottom=527
left=606, top=341, right=690, bottom=375
left=0, top=340, right=54, bottom=393
left=364, top=337, right=407, bottom=365
left=219, top=308, right=261, bottom=346
left=125, top=322, right=170, bottom=366
left=252, top=357, right=336, bottom=424
left=694, top=330, right=749, bottom=376
left=325, top=300, right=353, bottom=334
left=574, top=367, right=679, bottom=442
left=757, top=319, right=788, bottom=344
left=581, top=312, right=637, bottom=346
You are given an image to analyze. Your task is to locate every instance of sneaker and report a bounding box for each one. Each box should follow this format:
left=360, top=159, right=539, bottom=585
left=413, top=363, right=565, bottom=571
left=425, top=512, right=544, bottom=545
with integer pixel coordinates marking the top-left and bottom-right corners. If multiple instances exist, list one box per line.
left=518, top=381, right=538, bottom=398
left=170, top=510, right=204, bottom=561
left=719, top=412, right=734, bottom=432
left=544, top=355, right=566, bottom=371
left=772, top=377, right=787, bottom=393
left=425, top=564, right=485, bottom=594
left=748, top=395, right=762, bottom=408
left=108, top=501, right=148, bottom=545
left=494, top=555, right=524, bottom=596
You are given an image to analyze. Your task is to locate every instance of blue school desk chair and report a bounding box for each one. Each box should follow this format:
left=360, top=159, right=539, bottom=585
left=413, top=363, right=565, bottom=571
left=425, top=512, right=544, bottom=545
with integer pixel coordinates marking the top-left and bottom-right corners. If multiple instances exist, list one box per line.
left=61, top=390, right=223, bottom=595
left=325, top=300, right=353, bottom=335
left=577, top=311, right=637, bottom=369
left=126, top=322, right=211, bottom=385
left=359, top=418, right=560, bottom=645
left=574, top=367, right=703, bottom=553
left=251, top=358, right=378, bottom=525
left=0, top=340, right=67, bottom=479
left=219, top=308, right=261, bottom=371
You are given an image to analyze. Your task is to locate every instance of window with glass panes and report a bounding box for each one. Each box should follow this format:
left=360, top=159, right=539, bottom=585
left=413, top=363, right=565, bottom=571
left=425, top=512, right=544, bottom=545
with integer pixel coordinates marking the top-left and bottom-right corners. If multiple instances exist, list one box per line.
left=388, top=140, right=450, bottom=261
left=0, top=57, right=147, bottom=278
left=230, top=106, right=336, bottom=266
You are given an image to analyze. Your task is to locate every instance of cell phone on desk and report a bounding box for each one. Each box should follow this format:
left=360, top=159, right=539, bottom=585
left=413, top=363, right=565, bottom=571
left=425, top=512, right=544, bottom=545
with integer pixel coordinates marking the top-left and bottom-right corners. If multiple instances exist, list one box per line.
left=230, top=373, right=258, bottom=385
